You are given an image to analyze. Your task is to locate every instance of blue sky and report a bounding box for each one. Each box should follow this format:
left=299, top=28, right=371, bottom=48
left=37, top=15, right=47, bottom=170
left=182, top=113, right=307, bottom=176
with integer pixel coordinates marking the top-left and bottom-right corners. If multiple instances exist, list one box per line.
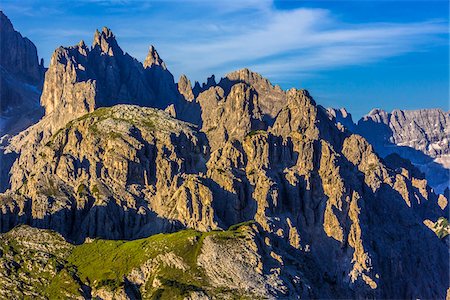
left=2, top=0, right=448, bottom=118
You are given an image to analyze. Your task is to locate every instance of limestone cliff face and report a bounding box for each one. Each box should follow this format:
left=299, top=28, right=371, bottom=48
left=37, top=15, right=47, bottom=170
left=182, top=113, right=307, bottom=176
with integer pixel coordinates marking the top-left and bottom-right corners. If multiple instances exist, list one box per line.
left=198, top=83, right=265, bottom=150
left=220, top=68, right=285, bottom=119
left=196, top=68, right=290, bottom=150
left=40, top=41, right=98, bottom=131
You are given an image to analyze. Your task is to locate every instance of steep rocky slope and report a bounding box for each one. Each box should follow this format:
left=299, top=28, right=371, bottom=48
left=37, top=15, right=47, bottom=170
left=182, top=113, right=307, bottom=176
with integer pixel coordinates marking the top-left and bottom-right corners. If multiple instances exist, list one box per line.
left=327, top=107, right=450, bottom=193
left=0, top=19, right=449, bottom=299
left=0, top=11, right=45, bottom=136
left=2, top=105, right=209, bottom=241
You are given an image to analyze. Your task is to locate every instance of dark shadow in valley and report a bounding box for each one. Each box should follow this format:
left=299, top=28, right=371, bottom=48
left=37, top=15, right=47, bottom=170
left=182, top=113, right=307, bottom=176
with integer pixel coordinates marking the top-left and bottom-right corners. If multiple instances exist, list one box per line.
left=0, top=149, right=17, bottom=192
left=0, top=194, right=184, bottom=245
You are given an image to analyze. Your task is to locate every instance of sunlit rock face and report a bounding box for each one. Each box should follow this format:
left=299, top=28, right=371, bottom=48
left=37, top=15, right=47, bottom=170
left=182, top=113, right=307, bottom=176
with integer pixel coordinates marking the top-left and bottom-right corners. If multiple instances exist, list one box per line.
left=40, top=27, right=182, bottom=133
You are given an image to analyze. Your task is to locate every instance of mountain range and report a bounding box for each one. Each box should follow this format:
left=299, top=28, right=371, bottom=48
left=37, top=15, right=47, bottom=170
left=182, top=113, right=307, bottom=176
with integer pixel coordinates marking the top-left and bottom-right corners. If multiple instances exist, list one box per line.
left=0, top=11, right=448, bottom=299
left=327, top=107, right=450, bottom=194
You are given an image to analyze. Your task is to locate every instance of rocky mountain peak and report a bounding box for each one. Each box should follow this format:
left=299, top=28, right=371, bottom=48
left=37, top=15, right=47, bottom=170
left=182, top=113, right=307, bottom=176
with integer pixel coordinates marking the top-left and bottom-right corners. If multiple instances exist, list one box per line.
left=218, top=68, right=286, bottom=119
left=326, top=107, right=356, bottom=131
left=78, top=39, right=86, bottom=48
left=361, top=108, right=390, bottom=124
left=0, top=11, right=14, bottom=33
left=2, top=14, right=449, bottom=299
left=36, top=27, right=190, bottom=133
left=92, top=27, right=121, bottom=56
left=192, top=80, right=202, bottom=96
left=224, top=68, right=275, bottom=89
left=202, top=74, right=216, bottom=89
left=144, top=45, right=167, bottom=69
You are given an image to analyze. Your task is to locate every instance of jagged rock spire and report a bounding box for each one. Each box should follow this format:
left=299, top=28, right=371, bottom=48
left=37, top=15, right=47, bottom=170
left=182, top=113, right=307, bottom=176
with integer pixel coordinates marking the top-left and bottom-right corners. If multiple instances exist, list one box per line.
left=192, top=81, right=202, bottom=97
left=177, top=74, right=194, bottom=102
left=144, top=45, right=167, bottom=69
left=92, top=27, right=120, bottom=56
left=202, top=74, right=216, bottom=89
left=76, top=40, right=88, bottom=56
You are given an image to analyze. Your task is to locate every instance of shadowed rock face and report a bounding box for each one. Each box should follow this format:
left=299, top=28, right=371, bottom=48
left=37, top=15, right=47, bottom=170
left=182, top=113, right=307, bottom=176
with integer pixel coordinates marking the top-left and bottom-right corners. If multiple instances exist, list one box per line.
left=0, top=12, right=43, bottom=85
left=327, top=107, right=450, bottom=193
left=0, top=11, right=45, bottom=194
left=0, top=15, right=449, bottom=299
left=0, top=11, right=45, bottom=136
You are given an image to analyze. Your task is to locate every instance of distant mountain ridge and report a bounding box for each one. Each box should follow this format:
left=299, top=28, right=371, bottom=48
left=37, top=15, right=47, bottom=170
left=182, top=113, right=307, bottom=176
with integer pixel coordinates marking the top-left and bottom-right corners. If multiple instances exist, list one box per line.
left=0, top=12, right=449, bottom=300
left=326, top=107, right=450, bottom=193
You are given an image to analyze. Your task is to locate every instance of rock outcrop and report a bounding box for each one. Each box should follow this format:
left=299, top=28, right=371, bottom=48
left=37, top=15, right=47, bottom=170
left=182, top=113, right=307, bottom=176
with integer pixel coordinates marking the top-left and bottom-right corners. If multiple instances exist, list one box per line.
left=0, top=26, right=186, bottom=191
left=177, top=74, right=195, bottom=102
left=220, top=68, right=285, bottom=120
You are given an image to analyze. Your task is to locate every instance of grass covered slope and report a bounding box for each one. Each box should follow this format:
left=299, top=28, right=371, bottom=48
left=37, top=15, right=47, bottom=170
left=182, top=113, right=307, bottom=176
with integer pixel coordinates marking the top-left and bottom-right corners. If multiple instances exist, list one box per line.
left=0, top=222, right=266, bottom=299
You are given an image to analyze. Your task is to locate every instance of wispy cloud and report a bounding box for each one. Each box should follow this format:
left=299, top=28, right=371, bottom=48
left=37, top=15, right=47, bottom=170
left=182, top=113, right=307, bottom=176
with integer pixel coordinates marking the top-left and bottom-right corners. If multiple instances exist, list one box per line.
left=153, top=6, right=446, bottom=83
